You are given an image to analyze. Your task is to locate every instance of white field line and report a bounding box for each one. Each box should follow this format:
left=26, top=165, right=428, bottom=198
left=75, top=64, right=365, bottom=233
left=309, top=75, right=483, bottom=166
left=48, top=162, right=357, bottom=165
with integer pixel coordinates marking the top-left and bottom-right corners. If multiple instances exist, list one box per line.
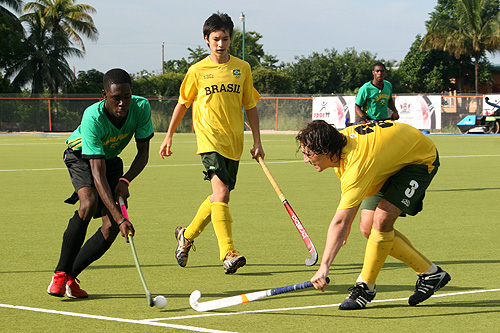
left=439, top=154, right=500, bottom=158
left=2, top=155, right=500, bottom=173
left=0, top=160, right=303, bottom=172
left=147, top=288, right=500, bottom=321
left=0, top=304, right=234, bottom=333
left=2, top=288, right=499, bottom=330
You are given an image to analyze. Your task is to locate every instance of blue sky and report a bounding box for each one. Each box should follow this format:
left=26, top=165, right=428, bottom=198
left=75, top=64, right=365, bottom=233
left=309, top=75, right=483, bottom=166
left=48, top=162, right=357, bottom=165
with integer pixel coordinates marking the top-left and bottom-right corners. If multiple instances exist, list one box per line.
left=66, top=0, right=500, bottom=75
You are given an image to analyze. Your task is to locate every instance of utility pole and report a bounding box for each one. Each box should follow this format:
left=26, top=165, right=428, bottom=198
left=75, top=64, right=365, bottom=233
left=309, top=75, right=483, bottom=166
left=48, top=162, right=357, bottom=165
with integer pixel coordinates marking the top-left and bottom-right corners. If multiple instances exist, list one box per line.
left=161, top=42, right=165, bottom=75
left=239, top=12, right=245, bottom=61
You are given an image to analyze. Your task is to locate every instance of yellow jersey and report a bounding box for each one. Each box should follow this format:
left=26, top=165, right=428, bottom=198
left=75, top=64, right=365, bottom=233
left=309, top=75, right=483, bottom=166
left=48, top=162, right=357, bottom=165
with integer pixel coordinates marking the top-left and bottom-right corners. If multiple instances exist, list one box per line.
left=179, top=55, right=260, bottom=160
left=335, top=121, right=438, bottom=210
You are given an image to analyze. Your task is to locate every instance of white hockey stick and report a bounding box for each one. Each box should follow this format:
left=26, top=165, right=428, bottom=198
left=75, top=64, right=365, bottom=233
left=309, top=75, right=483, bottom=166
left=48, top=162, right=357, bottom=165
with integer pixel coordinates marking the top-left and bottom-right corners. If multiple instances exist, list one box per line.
left=190, top=278, right=329, bottom=312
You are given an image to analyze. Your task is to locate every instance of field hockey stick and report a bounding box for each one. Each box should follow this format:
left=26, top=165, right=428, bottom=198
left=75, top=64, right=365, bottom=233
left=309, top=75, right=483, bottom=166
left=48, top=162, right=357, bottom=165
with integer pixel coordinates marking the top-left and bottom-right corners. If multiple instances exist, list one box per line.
left=190, top=277, right=329, bottom=312
left=345, top=117, right=392, bottom=127
left=256, top=156, right=318, bottom=266
left=119, top=197, right=154, bottom=307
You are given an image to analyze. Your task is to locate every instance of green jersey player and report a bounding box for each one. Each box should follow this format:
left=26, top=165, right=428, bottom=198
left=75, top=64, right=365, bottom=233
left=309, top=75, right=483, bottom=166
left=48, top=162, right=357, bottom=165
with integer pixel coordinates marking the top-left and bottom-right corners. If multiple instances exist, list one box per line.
left=47, top=68, right=154, bottom=299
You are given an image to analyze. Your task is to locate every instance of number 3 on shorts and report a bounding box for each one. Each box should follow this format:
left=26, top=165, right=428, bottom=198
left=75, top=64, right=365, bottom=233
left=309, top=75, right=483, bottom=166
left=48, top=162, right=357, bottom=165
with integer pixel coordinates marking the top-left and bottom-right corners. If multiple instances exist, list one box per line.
left=404, top=180, right=419, bottom=198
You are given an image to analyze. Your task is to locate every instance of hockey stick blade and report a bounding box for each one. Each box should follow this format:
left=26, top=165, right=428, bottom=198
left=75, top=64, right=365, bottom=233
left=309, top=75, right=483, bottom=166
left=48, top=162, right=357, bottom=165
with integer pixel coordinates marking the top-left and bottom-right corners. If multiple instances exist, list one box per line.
left=283, top=200, right=318, bottom=266
left=190, top=278, right=329, bottom=312
left=305, top=250, right=318, bottom=266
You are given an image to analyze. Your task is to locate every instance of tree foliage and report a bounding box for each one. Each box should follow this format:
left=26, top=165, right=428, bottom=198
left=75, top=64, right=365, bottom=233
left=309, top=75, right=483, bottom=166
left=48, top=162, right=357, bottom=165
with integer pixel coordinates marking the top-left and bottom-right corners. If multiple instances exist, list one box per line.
left=398, top=34, right=467, bottom=93
left=22, top=0, right=98, bottom=52
left=132, top=72, right=185, bottom=98
left=229, top=29, right=266, bottom=68
left=0, top=0, right=23, bottom=32
left=7, top=10, right=83, bottom=94
left=4, top=0, right=99, bottom=94
left=187, top=45, right=209, bottom=64
left=422, top=0, right=500, bottom=92
left=283, top=49, right=340, bottom=94
left=0, top=0, right=24, bottom=82
left=3, top=2, right=500, bottom=96
left=67, top=68, right=103, bottom=93
left=252, top=67, right=292, bottom=94
left=281, top=48, right=390, bottom=94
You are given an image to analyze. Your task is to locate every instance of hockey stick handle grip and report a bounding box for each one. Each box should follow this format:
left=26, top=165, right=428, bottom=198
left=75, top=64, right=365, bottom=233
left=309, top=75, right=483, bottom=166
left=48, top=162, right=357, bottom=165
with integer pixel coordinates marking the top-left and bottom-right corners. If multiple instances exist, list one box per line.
left=118, top=197, right=132, bottom=236
left=118, top=196, right=129, bottom=219
left=270, top=277, right=329, bottom=296
left=256, top=155, right=286, bottom=202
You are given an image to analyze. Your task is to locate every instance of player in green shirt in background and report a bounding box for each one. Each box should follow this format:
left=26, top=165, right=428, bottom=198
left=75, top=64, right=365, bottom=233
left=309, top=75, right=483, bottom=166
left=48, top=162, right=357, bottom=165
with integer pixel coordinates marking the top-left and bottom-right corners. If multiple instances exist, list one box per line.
left=47, top=68, right=154, bottom=299
left=355, top=62, right=402, bottom=258
left=355, top=62, right=399, bottom=121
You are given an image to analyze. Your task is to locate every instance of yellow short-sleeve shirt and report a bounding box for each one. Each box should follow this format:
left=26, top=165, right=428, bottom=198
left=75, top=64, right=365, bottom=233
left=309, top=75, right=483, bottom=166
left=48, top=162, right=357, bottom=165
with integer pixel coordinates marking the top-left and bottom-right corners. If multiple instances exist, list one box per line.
left=335, top=121, right=437, bottom=210
left=179, top=55, right=260, bottom=161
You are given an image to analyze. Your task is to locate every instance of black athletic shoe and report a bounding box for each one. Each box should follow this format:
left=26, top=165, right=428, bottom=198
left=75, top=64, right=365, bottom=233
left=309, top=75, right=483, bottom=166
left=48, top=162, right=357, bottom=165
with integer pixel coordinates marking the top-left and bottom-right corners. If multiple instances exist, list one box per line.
left=408, top=266, right=451, bottom=306
left=339, top=283, right=376, bottom=310
left=174, top=226, right=194, bottom=267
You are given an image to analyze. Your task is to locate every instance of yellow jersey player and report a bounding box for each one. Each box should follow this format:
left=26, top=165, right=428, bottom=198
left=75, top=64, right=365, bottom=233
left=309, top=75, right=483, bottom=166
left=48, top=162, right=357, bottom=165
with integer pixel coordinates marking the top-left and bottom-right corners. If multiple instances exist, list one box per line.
left=296, top=119, right=450, bottom=309
left=159, top=12, right=264, bottom=274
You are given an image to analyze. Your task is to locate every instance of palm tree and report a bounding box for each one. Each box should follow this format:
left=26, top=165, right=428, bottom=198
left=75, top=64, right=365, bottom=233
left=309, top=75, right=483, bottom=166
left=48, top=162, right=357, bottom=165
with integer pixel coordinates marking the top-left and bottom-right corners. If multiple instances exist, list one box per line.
left=7, top=10, right=83, bottom=93
left=1, top=0, right=24, bottom=73
left=0, top=0, right=24, bottom=32
left=22, top=0, right=98, bottom=53
left=421, top=0, right=500, bottom=92
left=5, top=0, right=97, bottom=93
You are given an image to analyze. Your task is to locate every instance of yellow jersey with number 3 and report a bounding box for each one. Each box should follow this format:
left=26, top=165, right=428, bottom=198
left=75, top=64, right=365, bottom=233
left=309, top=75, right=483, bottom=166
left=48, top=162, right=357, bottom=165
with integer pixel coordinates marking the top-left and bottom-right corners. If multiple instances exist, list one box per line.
left=334, top=121, right=437, bottom=210
left=179, top=55, right=260, bottom=161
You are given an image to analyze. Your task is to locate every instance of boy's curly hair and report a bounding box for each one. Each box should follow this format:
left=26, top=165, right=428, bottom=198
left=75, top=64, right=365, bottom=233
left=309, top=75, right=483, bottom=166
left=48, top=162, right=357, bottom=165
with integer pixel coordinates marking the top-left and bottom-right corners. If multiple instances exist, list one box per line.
left=296, top=120, right=347, bottom=160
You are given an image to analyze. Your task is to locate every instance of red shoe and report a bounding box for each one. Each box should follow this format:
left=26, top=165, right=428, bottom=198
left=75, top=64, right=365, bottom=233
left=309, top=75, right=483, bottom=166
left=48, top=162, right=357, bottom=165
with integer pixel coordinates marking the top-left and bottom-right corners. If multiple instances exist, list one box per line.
left=66, top=276, right=88, bottom=298
left=47, top=271, right=68, bottom=297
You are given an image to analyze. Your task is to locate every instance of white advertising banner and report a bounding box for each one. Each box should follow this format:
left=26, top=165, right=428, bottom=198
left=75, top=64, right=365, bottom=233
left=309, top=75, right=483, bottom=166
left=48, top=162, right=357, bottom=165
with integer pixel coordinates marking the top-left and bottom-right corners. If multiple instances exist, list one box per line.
left=312, top=95, right=442, bottom=130
left=483, top=94, right=500, bottom=115
left=312, top=96, right=356, bottom=129
left=394, top=95, right=441, bottom=130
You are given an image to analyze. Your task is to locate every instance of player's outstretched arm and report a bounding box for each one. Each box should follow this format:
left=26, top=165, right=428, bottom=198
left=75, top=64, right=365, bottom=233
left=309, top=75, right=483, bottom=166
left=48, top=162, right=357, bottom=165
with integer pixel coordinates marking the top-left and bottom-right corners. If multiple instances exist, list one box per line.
left=159, top=103, right=188, bottom=159
left=245, top=107, right=265, bottom=159
left=311, top=206, right=358, bottom=291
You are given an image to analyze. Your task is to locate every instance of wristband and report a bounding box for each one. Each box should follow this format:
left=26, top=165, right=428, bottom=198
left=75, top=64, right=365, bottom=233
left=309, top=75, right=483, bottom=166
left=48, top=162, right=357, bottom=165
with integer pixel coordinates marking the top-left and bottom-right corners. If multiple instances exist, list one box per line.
left=118, top=219, right=127, bottom=227
left=119, top=177, right=130, bottom=187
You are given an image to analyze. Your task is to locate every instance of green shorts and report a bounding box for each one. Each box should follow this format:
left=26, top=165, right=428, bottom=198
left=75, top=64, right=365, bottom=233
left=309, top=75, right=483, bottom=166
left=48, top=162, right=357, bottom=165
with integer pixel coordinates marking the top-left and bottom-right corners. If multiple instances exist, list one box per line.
left=360, top=154, right=439, bottom=216
left=201, top=152, right=239, bottom=191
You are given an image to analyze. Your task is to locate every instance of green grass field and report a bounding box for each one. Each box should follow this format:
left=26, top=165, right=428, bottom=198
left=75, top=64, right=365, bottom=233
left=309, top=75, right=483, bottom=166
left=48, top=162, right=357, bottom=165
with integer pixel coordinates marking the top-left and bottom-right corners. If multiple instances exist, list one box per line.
left=1, top=132, right=500, bottom=332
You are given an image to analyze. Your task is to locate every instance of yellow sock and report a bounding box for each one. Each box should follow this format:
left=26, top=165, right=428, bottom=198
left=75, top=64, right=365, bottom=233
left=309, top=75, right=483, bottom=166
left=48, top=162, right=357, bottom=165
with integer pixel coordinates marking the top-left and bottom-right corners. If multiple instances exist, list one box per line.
left=185, top=196, right=212, bottom=240
left=211, top=202, right=234, bottom=261
left=360, top=229, right=394, bottom=284
left=389, top=230, right=433, bottom=274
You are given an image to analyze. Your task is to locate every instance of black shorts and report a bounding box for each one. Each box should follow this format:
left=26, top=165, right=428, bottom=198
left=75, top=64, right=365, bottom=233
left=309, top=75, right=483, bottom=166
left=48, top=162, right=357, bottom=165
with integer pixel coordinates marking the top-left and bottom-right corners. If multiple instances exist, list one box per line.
left=201, top=152, right=239, bottom=191
left=63, top=148, right=123, bottom=218
left=361, top=153, right=439, bottom=216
